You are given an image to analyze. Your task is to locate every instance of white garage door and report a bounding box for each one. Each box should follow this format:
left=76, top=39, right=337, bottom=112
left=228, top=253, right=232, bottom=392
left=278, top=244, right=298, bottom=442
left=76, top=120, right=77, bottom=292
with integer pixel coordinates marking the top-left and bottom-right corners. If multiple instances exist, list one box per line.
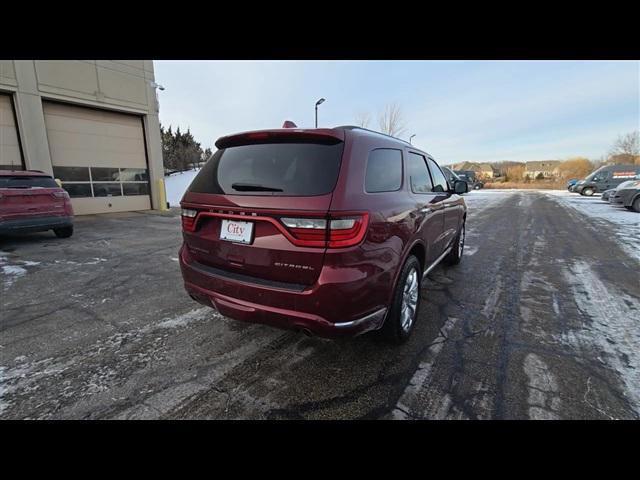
left=43, top=101, right=151, bottom=215
left=0, top=93, right=23, bottom=170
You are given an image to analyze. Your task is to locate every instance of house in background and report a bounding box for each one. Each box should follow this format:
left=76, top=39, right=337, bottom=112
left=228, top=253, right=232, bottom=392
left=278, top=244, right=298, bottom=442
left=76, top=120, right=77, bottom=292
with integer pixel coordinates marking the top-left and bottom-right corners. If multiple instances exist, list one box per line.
left=454, top=161, right=498, bottom=179
left=523, top=160, right=561, bottom=179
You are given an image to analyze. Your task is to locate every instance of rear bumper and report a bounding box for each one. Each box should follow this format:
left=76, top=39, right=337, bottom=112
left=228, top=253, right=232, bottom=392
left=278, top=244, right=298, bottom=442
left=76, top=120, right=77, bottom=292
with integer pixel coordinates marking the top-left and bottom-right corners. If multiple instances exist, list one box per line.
left=179, top=245, right=389, bottom=338
left=0, top=215, right=73, bottom=234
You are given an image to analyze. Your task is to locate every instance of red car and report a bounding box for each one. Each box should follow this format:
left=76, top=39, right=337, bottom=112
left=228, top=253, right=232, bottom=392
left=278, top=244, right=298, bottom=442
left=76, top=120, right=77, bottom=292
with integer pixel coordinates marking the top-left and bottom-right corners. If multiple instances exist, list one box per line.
left=0, top=170, right=74, bottom=238
left=179, top=126, right=467, bottom=343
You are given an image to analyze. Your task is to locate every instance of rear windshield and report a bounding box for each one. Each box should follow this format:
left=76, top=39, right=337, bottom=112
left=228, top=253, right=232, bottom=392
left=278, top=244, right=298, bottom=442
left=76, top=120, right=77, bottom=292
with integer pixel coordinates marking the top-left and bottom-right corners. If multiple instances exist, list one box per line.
left=0, top=176, right=58, bottom=188
left=188, top=142, right=344, bottom=196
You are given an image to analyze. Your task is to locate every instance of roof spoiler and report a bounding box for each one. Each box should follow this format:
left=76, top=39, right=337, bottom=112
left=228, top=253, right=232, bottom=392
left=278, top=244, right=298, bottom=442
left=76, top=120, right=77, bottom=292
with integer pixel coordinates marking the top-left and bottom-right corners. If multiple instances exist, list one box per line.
left=215, top=129, right=345, bottom=149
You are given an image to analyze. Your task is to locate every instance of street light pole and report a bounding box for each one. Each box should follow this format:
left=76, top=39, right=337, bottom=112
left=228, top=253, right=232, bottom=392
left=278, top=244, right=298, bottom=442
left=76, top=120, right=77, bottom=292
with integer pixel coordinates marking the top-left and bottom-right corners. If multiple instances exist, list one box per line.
left=315, top=98, right=325, bottom=128
left=409, top=134, right=416, bottom=144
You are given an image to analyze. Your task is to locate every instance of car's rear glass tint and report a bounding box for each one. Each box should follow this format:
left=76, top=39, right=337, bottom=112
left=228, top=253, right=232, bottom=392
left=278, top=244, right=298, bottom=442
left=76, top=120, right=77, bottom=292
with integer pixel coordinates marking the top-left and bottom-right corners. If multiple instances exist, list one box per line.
left=0, top=176, right=58, bottom=188
left=188, top=142, right=344, bottom=196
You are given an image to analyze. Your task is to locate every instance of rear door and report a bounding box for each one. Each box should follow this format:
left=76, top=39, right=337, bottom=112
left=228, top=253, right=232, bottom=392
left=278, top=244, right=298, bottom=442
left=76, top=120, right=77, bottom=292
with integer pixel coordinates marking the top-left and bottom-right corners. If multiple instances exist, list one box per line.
left=181, top=138, right=344, bottom=287
left=0, top=176, right=66, bottom=220
left=406, top=152, right=446, bottom=264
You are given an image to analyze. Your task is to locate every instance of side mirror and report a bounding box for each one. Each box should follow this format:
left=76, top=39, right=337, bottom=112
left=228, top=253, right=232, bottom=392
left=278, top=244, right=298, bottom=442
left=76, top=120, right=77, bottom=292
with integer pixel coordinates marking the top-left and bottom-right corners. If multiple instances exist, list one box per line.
left=54, top=178, right=62, bottom=187
left=454, top=180, right=468, bottom=194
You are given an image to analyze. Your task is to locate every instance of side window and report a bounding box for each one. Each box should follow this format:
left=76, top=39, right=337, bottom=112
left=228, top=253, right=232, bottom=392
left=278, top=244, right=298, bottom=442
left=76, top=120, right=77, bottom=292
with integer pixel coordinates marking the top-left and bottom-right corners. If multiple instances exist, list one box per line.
left=365, top=149, right=402, bottom=192
left=407, top=153, right=433, bottom=193
left=427, top=158, right=449, bottom=193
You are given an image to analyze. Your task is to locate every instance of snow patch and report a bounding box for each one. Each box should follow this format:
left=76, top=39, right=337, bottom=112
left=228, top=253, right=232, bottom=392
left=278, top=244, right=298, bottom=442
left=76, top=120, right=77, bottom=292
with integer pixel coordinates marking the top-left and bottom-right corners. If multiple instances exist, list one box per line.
left=561, top=261, right=640, bottom=415
left=155, top=308, right=214, bottom=329
left=523, top=353, right=561, bottom=419
left=165, top=169, right=201, bottom=207
left=544, top=191, right=640, bottom=263
left=391, top=316, right=458, bottom=420
left=0, top=251, right=40, bottom=288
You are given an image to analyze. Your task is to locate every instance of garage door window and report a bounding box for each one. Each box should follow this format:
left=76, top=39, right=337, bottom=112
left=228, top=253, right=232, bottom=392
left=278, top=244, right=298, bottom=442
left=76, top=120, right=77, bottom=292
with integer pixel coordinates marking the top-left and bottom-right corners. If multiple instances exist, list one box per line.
left=53, top=166, right=149, bottom=198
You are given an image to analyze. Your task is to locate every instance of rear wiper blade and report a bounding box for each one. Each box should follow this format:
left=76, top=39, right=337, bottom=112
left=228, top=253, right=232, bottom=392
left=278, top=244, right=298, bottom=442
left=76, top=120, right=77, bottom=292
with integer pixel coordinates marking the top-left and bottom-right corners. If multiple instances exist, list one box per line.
left=231, top=183, right=283, bottom=192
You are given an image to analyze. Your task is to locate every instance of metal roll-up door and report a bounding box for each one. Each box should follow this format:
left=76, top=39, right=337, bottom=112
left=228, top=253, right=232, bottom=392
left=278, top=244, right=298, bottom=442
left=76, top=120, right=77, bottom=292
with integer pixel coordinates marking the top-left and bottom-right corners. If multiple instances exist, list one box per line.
left=43, top=101, right=151, bottom=215
left=0, top=93, right=23, bottom=170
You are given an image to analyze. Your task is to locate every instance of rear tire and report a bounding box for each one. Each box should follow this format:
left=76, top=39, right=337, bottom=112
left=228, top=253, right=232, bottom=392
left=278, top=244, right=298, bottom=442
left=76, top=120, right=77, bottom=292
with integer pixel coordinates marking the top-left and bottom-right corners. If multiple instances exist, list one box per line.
left=382, top=255, right=422, bottom=344
left=54, top=226, right=73, bottom=238
left=443, top=222, right=465, bottom=266
left=582, top=187, right=594, bottom=196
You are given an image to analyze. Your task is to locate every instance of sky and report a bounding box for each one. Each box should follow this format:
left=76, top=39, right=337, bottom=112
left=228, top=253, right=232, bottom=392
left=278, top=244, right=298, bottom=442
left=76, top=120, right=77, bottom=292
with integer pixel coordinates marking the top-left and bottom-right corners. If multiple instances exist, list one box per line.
left=154, top=60, right=639, bottom=165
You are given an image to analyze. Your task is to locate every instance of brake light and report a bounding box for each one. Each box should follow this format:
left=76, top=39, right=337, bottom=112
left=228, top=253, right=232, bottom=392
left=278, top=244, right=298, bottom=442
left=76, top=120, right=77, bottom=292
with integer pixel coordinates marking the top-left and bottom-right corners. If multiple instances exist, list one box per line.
left=328, top=214, right=369, bottom=248
left=53, top=191, right=70, bottom=200
left=181, top=208, right=198, bottom=232
left=279, top=213, right=368, bottom=248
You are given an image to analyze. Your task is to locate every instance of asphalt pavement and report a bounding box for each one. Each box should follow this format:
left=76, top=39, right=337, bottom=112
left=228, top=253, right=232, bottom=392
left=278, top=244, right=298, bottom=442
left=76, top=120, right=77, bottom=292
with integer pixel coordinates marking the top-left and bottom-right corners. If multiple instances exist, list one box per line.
left=1, top=191, right=638, bottom=419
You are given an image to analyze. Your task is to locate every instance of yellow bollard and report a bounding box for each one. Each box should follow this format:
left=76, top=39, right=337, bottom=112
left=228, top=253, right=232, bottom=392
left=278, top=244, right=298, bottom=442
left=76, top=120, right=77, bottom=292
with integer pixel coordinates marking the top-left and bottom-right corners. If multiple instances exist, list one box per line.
left=157, top=178, right=169, bottom=211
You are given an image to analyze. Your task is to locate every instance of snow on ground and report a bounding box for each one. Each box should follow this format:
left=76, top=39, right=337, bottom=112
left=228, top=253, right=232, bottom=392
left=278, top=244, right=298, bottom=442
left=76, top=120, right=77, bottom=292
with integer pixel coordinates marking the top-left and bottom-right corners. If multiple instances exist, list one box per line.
left=1, top=251, right=40, bottom=288
left=561, top=260, right=640, bottom=414
left=462, top=189, right=518, bottom=212
left=165, top=169, right=201, bottom=207
left=543, top=190, right=640, bottom=263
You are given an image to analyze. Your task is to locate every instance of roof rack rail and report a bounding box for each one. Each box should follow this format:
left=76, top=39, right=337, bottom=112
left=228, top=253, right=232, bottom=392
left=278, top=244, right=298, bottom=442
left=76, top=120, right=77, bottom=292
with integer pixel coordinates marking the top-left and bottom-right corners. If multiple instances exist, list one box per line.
left=334, top=125, right=413, bottom=146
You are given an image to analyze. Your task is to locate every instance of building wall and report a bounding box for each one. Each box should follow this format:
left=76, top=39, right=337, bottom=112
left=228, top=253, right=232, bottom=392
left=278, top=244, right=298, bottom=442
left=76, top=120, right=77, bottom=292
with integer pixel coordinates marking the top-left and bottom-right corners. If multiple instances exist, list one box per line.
left=0, top=60, right=164, bottom=213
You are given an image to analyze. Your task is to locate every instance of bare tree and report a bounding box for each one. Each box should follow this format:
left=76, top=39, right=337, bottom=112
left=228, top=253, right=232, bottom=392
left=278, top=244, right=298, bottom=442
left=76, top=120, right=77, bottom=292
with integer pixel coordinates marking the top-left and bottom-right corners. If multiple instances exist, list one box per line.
left=378, top=103, right=406, bottom=138
left=355, top=111, right=371, bottom=128
left=609, top=130, right=639, bottom=157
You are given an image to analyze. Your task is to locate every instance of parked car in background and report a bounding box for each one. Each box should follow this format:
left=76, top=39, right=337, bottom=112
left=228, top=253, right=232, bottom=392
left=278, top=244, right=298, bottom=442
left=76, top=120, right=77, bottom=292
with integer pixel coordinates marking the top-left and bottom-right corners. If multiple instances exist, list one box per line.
left=604, top=180, right=635, bottom=203
left=601, top=188, right=615, bottom=202
left=454, top=170, right=484, bottom=190
left=0, top=170, right=74, bottom=237
left=609, top=180, right=640, bottom=212
left=572, top=164, right=640, bottom=196
left=179, top=125, right=468, bottom=343
left=566, top=179, right=578, bottom=191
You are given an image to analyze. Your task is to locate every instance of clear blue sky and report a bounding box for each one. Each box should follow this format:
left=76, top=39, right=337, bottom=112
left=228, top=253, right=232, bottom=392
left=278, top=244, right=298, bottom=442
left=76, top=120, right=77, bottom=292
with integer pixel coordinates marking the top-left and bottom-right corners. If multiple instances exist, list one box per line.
left=154, top=60, right=639, bottom=165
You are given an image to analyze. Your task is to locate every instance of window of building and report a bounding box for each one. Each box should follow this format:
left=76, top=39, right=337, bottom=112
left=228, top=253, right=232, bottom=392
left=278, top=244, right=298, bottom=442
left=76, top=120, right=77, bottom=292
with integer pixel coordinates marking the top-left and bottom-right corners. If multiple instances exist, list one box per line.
left=53, top=166, right=149, bottom=198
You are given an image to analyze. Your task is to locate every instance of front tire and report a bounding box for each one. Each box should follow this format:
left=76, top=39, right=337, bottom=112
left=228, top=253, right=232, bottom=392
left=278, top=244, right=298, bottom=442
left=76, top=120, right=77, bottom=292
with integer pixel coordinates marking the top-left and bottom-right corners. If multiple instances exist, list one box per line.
left=54, top=226, right=73, bottom=238
left=444, top=222, right=465, bottom=266
left=582, top=187, right=594, bottom=196
left=382, top=255, right=422, bottom=344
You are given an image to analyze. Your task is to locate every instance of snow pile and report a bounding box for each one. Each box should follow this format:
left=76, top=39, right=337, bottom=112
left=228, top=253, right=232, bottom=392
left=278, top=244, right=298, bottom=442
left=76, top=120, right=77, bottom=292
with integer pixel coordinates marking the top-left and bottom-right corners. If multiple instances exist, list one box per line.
left=164, top=169, right=201, bottom=207
left=544, top=190, right=640, bottom=263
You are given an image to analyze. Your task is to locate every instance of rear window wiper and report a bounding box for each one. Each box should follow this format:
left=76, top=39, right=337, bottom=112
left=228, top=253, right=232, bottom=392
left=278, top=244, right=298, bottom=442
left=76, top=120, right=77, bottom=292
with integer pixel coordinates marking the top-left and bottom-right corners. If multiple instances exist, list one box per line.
left=231, top=183, right=283, bottom=192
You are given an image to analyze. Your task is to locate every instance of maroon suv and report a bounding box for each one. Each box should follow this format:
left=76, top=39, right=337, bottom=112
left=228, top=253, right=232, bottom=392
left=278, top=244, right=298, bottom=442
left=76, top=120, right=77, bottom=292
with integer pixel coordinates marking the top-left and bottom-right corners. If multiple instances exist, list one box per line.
left=179, top=126, right=467, bottom=343
left=0, top=170, right=74, bottom=238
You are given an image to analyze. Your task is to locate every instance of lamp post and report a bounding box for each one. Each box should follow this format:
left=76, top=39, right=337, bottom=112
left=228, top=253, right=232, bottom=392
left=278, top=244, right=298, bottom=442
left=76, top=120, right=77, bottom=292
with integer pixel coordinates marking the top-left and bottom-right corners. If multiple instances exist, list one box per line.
left=315, top=98, right=325, bottom=128
left=409, top=134, right=416, bottom=144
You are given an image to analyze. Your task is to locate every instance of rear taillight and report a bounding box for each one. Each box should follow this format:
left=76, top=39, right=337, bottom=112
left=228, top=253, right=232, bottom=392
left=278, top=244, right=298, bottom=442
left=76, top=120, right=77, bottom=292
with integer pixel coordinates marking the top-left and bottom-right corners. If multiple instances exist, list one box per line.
left=280, top=217, right=327, bottom=246
left=181, top=208, right=198, bottom=232
left=280, top=213, right=368, bottom=248
left=53, top=191, right=70, bottom=200
left=328, top=215, right=369, bottom=248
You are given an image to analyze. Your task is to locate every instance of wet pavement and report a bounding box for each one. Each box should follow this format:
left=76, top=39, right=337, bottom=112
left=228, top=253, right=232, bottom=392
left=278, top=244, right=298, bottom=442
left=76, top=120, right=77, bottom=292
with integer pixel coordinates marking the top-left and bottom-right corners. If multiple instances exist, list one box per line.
left=1, top=191, right=639, bottom=419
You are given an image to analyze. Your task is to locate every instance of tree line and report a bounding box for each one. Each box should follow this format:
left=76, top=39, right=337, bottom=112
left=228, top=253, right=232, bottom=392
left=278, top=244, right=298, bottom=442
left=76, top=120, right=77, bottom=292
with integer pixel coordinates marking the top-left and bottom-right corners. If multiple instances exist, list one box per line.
left=160, top=124, right=212, bottom=173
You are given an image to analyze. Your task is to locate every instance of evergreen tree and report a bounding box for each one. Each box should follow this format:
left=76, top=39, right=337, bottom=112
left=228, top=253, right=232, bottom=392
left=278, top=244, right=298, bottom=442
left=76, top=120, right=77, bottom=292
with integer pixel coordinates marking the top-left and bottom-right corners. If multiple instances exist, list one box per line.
left=160, top=123, right=207, bottom=171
